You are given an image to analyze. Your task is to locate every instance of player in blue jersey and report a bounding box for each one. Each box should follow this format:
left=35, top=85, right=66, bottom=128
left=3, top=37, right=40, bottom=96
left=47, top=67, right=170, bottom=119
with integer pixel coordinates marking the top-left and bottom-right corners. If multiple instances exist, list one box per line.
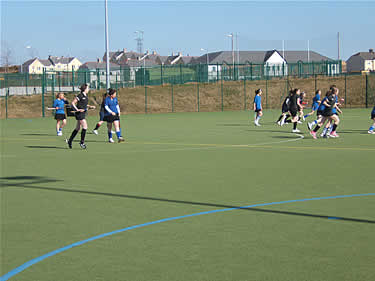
left=304, top=90, right=321, bottom=120
left=310, top=87, right=341, bottom=139
left=253, top=89, right=262, bottom=126
left=92, top=92, right=108, bottom=135
left=307, top=90, right=329, bottom=130
left=52, top=93, right=69, bottom=136
left=368, top=105, right=375, bottom=134
left=104, top=88, right=124, bottom=143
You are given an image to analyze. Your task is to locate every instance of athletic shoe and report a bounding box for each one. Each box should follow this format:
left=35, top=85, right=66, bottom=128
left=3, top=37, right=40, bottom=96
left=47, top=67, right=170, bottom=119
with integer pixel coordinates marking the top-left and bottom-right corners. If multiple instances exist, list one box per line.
left=292, top=129, right=301, bottom=133
left=109, top=138, right=115, bottom=143
left=330, top=132, right=339, bottom=138
left=302, top=116, right=306, bottom=121
left=320, top=132, right=325, bottom=137
left=368, top=130, right=375, bottom=134
left=254, top=121, right=261, bottom=126
left=297, top=121, right=303, bottom=124
left=277, top=121, right=281, bottom=126
left=307, top=122, right=313, bottom=131
left=80, top=142, right=87, bottom=149
left=66, top=139, right=72, bottom=149
left=310, top=131, right=317, bottom=139
left=57, top=131, right=63, bottom=136
left=92, top=130, right=98, bottom=135
left=118, top=137, right=125, bottom=143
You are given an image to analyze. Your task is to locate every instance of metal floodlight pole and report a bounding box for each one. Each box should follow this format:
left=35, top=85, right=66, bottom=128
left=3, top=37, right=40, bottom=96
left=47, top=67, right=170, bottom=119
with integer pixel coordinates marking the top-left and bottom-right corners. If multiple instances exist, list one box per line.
left=227, top=33, right=234, bottom=79
left=105, top=0, right=110, bottom=90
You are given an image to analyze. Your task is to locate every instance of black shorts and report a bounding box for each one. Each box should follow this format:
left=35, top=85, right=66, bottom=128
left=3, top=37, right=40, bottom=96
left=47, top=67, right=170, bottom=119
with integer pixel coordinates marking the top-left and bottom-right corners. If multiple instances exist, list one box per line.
left=254, top=109, right=262, bottom=113
left=103, top=114, right=120, bottom=123
left=99, top=111, right=105, bottom=121
left=282, top=105, right=289, bottom=113
left=289, top=109, right=298, bottom=117
left=55, top=114, right=66, bottom=120
left=371, top=113, right=375, bottom=119
left=317, top=110, right=323, bottom=116
left=322, top=111, right=333, bottom=117
left=75, top=112, right=86, bottom=121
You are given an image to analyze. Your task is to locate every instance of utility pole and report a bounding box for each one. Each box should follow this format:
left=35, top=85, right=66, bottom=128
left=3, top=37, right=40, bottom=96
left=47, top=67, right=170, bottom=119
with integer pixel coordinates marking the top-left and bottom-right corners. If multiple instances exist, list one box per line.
left=104, top=0, right=110, bottom=89
left=135, top=30, right=144, bottom=54
left=337, top=32, right=340, bottom=60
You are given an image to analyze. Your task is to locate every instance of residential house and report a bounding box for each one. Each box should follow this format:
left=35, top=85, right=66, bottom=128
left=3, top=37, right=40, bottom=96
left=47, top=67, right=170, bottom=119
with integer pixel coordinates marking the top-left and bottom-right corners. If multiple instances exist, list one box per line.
left=79, top=60, right=126, bottom=89
left=21, top=56, right=82, bottom=74
left=346, top=49, right=375, bottom=72
left=193, top=50, right=340, bottom=80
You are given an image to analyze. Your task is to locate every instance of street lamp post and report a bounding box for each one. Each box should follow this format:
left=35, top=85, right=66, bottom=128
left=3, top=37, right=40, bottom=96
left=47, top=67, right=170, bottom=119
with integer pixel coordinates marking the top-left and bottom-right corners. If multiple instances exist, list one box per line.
left=227, top=33, right=234, bottom=80
left=200, top=48, right=209, bottom=82
left=104, top=0, right=110, bottom=90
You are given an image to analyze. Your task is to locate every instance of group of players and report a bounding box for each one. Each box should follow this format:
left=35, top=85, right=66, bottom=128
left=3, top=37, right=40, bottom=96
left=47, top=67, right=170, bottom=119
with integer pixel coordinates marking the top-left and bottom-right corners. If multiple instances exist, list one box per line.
left=253, top=85, right=375, bottom=138
left=50, top=84, right=124, bottom=149
left=51, top=83, right=374, bottom=149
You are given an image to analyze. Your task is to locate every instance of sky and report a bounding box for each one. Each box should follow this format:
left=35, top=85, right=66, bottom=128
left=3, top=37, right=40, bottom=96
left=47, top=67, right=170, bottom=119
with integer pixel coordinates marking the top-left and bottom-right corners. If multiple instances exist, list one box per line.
left=1, top=0, right=374, bottom=65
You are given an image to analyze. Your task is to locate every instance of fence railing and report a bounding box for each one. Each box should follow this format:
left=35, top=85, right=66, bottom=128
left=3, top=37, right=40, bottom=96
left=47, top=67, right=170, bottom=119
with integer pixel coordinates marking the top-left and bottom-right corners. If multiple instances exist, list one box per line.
left=1, top=71, right=374, bottom=119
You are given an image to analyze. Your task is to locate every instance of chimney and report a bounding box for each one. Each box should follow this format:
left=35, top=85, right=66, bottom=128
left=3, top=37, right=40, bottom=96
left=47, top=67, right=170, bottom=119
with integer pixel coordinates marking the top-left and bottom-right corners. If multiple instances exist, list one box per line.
left=369, top=49, right=374, bottom=53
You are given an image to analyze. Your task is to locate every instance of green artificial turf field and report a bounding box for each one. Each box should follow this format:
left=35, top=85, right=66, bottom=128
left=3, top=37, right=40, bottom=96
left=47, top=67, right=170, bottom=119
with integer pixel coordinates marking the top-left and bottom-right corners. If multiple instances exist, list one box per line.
left=1, top=109, right=374, bottom=281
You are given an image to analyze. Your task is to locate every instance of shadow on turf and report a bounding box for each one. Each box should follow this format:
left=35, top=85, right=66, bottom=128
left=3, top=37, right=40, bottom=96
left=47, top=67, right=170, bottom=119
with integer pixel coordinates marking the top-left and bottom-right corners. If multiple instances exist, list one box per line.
left=2, top=176, right=374, bottom=225
left=21, top=133, right=54, bottom=136
left=25, top=145, right=68, bottom=150
left=0, top=176, right=63, bottom=188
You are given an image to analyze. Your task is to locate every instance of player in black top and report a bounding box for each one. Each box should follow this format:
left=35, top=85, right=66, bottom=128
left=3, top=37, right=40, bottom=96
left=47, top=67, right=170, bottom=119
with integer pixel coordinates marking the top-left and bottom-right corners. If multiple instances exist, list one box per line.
left=276, top=92, right=291, bottom=126
left=288, top=88, right=301, bottom=133
left=92, top=92, right=108, bottom=135
left=66, top=84, right=96, bottom=149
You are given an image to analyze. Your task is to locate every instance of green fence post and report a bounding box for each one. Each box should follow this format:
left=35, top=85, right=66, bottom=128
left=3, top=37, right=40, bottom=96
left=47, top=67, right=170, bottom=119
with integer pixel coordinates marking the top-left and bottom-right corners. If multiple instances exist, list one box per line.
left=25, top=73, right=29, bottom=95
left=58, top=72, right=61, bottom=92
left=197, top=79, right=200, bottom=112
left=42, top=68, right=45, bottom=117
left=366, top=74, right=368, bottom=108
left=344, top=73, right=347, bottom=107
left=221, top=75, right=224, bottom=111
left=266, top=77, right=268, bottom=109
left=314, top=74, right=317, bottom=91
left=5, top=88, right=9, bottom=119
left=161, top=64, right=163, bottom=85
left=180, top=64, right=183, bottom=84
left=243, top=77, right=246, bottom=110
left=171, top=82, right=174, bottom=113
left=72, top=68, right=75, bottom=92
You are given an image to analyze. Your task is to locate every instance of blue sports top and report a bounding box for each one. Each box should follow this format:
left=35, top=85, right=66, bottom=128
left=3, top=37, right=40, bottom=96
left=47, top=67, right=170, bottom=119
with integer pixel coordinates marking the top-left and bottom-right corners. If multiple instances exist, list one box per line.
left=253, top=95, right=262, bottom=110
left=53, top=99, right=68, bottom=114
left=318, top=97, right=327, bottom=111
left=104, top=96, right=120, bottom=116
left=312, top=93, right=320, bottom=106
left=332, top=95, right=338, bottom=114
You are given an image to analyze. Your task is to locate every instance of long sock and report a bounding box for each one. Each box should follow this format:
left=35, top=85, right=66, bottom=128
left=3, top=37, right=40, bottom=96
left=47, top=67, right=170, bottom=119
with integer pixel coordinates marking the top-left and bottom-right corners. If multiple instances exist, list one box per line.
left=304, top=114, right=309, bottom=119
left=108, top=131, right=112, bottom=139
left=256, top=116, right=261, bottom=122
left=313, top=120, right=318, bottom=125
left=80, top=129, right=87, bottom=144
left=322, top=127, right=328, bottom=136
left=293, top=122, right=297, bottom=130
left=313, top=125, right=321, bottom=132
left=285, top=120, right=292, bottom=123
left=69, top=129, right=78, bottom=143
left=277, top=115, right=283, bottom=122
left=369, top=126, right=374, bottom=131
left=59, top=128, right=62, bottom=132
left=116, top=130, right=121, bottom=139
left=94, top=123, right=101, bottom=130
left=332, top=124, right=338, bottom=132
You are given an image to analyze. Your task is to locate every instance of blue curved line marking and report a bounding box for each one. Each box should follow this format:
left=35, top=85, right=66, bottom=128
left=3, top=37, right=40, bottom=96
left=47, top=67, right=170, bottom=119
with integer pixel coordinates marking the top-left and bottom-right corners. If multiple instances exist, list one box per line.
left=1, top=193, right=374, bottom=281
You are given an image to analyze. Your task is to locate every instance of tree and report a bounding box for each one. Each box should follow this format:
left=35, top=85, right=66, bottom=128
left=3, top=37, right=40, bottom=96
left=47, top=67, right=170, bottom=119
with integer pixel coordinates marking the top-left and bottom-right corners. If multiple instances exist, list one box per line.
left=0, top=41, right=13, bottom=72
